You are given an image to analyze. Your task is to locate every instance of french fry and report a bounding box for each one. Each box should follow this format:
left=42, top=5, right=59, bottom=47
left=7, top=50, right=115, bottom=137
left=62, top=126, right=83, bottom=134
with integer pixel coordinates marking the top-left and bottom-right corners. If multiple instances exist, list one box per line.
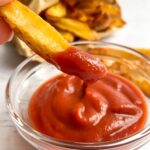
left=129, top=75, right=150, bottom=97
left=54, top=18, right=100, bottom=40
left=87, top=47, right=139, bottom=60
left=45, top=2, right=66, bottom=21
left=88, top=47, right=150, bottom=59
left=67, top=9, right=90, bottom=22
left=58, top=30, right=75, bottom=42
left=136, top=48, right=150, bottom=57
left=76, top=0, right=125, bottom=30
left=0, top=0, right=70, bottom=60
left=76, top=0, right=101, bottom=15
left=108, top=62, right=150, bottom=97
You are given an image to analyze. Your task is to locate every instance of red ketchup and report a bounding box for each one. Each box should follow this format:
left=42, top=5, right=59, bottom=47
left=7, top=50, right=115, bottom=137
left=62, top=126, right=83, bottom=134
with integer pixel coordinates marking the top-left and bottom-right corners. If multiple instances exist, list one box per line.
left=28, top=46, right=147, bottom=142
left=52, top=47, right=107, bottom=82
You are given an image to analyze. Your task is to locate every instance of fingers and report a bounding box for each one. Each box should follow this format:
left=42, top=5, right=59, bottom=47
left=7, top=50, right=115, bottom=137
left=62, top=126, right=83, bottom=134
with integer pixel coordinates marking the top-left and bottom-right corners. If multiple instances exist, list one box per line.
left=0, top=0, right=12, bottom=6
left=0, top=0, right=13, bottom=44
left=0, top=18, right=13, bottom=44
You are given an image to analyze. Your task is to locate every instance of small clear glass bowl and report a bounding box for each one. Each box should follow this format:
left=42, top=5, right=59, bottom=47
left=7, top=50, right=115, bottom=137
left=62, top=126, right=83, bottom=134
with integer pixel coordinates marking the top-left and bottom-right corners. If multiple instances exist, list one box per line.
left=6, top=41, right=150, bottom=150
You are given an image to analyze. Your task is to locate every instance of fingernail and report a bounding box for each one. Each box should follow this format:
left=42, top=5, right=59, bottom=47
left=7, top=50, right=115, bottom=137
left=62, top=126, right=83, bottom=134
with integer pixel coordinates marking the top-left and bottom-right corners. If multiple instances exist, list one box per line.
left=7, top=31, right=14, bottom=42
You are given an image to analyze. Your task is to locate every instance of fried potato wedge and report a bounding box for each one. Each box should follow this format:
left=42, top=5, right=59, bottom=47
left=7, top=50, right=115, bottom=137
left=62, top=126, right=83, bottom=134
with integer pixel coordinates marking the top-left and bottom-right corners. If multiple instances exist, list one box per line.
left=67, top=9, right=90, bottom=22
left=76, top=0, right=101, bottom=15
left=129, top=75, right=150, bottom=97
left=45, top=2, right=66, bottom=21
left=87, top=47, right=140, bottom=60
left=107, top=61, right=150, bottom=97
left=54, top=18, right=100, bottom=40
left=76, top=0, right=125, bottom=30
left=136, top=48, right=150, bottom=57
left=0, top=0, right=70, bottom=60
left=58, top=30, right=75, bottom=42
left=88, top=47, right=150, bottom=60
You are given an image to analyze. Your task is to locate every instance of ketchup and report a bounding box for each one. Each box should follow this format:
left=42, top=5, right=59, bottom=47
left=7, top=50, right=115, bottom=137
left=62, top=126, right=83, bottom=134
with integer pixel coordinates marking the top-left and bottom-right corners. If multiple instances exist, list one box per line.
left=29, top=73, right=147, bottom=142
left=52, top=47, right=106, bottom=81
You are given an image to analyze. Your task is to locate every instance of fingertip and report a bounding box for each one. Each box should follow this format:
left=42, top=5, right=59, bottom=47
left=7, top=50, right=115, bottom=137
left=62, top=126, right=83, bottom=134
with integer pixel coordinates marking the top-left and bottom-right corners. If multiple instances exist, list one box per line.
left=0, top=18, right=13, bottom=44
left=0, top=0, right=13, bottom=6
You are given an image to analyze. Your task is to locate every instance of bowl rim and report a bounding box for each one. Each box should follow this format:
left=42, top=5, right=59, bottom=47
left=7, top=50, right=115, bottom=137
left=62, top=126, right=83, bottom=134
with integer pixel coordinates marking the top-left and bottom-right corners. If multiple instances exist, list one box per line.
left=6, top=41, right=150, bottom=149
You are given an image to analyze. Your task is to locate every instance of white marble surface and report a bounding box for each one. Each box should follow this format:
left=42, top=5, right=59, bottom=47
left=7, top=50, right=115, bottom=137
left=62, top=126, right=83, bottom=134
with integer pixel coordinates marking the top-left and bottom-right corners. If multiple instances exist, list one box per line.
left=105, top=0, right=150, bottom=48
left=0, top=0, right=150, bottom=149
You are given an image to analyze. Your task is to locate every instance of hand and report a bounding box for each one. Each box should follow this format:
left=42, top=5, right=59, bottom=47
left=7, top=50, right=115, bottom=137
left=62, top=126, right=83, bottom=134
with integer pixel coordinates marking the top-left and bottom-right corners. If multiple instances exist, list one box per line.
left=0, top=0, right=13, bottom=44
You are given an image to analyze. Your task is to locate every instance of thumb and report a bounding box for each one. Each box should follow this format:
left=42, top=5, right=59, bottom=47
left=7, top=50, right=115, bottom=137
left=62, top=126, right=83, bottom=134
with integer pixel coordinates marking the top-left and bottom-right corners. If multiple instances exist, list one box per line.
left=0, top=0, right=12, bottom=6
left=0, top=18, right=13, bottom=44
left=0, top=0, right=13, bottom=44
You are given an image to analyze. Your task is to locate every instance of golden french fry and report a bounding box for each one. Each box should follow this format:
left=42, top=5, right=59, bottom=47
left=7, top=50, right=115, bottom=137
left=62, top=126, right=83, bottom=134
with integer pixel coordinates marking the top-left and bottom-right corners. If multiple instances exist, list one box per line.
left=54, top=18, right=100, bottom=40
left=135, top=48, right=150, bottom=57
left=67, top=9, right=90, bottom=22
left=87, top=47, right=139, bottom=60
left=58, top=30, right=75, bottom=42
left=109, top=62, right=150, bottom=97
left=130, top=76, right=150, bottom=97
left=91, top=14, right=111, bottom=31
left=45, top=2, right=67, bottom=21
left=76, top=0, right=124, bottom=30
left=76, top=0, right=101, bottom=15
left=98, top=0, right=125, bottom=27
left=88, top=47, right=150, bottom=60
left=0, top=0, right=70, bottom=60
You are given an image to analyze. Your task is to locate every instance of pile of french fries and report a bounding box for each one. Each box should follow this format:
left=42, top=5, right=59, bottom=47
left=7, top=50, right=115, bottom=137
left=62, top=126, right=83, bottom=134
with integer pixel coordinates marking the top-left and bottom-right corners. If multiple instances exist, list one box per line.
left=20, top=0, right=125, bottom=42
left=42, top=0, right=125, bottom=42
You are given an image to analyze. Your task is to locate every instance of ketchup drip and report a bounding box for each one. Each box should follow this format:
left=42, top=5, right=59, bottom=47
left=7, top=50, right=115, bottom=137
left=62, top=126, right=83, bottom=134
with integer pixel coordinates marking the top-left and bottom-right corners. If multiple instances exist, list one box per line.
left=52, top=46, right=106, bottom=82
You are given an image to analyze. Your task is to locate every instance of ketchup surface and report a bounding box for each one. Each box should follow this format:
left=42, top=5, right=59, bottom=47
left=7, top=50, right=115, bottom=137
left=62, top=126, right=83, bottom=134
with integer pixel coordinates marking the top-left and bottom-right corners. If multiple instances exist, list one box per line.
left=29, top=73, right=147, bottom=142
left=52, top=46, right=106, bottom=81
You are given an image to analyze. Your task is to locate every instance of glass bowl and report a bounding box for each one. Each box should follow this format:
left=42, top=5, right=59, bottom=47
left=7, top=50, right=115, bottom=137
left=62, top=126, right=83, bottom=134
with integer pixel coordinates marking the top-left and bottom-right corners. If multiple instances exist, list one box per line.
left=6, top=41, right=150, bottom=150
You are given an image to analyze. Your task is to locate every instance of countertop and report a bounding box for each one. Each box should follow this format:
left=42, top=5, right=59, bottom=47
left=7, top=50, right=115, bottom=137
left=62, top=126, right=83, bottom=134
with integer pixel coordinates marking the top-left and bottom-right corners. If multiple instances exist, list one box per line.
left=0, top=0, right=150, bottom=149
